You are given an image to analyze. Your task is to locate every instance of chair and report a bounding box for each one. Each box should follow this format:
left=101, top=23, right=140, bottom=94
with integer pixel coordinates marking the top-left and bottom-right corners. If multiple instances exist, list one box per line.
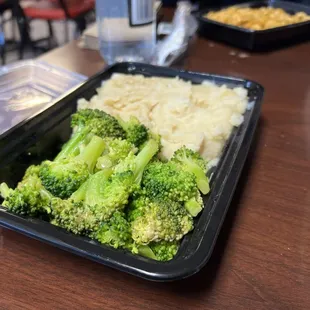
left=0, top=0, right=20, bottom=64
left=15, top=0, right=95, bottom=58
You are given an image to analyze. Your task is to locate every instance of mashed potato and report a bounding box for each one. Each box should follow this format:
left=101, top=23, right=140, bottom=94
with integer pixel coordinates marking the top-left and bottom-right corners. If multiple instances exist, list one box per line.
left=77, top=74, right=248, bottom=162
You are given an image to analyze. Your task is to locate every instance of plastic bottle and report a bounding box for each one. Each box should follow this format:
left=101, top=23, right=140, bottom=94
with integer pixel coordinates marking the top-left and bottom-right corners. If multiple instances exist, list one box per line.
left=96, top=0, right=156, bottom=64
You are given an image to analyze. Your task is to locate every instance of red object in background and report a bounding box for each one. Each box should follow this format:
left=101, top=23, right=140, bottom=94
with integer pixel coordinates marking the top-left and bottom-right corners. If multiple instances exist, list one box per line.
left=15, top=0, right=95, bottom=59
left=21, top=0, right=94, bottom=20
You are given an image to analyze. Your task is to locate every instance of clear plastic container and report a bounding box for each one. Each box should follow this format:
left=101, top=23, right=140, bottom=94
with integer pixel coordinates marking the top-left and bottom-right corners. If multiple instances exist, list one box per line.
left=0, top=60, right=86, bottom=135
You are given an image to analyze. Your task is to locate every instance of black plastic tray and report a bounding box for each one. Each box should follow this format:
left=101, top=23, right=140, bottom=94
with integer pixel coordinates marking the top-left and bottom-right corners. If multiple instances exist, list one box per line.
left=0, top=63, right=264, bottom=281
left=197, top=0, right=310, bottom=51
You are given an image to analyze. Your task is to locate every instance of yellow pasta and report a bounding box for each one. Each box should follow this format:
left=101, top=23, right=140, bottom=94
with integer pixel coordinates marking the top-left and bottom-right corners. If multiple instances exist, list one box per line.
left=205, top=7, right=310, bottom=30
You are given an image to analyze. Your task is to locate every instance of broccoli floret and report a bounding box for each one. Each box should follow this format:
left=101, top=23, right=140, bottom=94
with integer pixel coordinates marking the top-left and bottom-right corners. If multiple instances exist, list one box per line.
left=50, top=169, right=107, bottom=234
left=142, top=161, right=196, bottom=202
left=171, top=147, right=210, bottom=194
left=84, top=170, right=133, bottom=221
left=133, top=242, right=179, bottom=261
left=50, top=172, right=128, bottom=234
left=51, top=139, right=159, bottom=234
left=117, top=116, right=149, bottom=147
left=85, top=139, right=159, bottom=217
left=173, top=146, right=207, bottom=171
left=50, top=170, right=108, bottom=234
left=94, top=211, right=175, bottom=260
left=105, top=138, right=137, bottom=162
left=126, top=194, right=145, bottom=223
left=39, top=135, right=105, bottom=199
left=71, top=109, right=125, bottom=139
left=96, top=138, right=137, bottom=171
left=92, top=211, right=133, bottom=249
left=22, top=165, right=41, bottom=179
left=141, top=161, right=204, bottom=216
left=149, top=240, right=180, bottom=261
left=112, top=152, right=137, bottom=175
left=51, top=193, right=138, bottom=253
left=50, top=198, right=94, bottom=234
left=113, top=139, right=159, bottom=184
left=130, top=196, right=193, bottom=244
left=0, top=175, right=52, bottom=217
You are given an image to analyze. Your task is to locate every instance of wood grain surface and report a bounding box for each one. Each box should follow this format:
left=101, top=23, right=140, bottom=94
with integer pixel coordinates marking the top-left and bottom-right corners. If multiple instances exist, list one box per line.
left=1, top=15, right=310, bottom=310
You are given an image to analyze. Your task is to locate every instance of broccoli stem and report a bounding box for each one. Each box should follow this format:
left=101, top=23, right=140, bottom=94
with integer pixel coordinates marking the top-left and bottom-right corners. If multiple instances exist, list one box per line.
left=185, top=198, right=203, bottom=217
left=70, top=168, right=113, bottom=203
left=70, top=178, right=89, bottom=202
left=39, top=187, right=54, bottom=200
left=83, top=169, right=113, bottom=206
left=182, top=159, right=210, bottom=195
left=133, top=139, right=159, bottom=184
left=39, top=187, right=54, bottom=214
left=55, top=127, right=90, bottom=161
left=77, top=136, right=106, bottom=172
left=197, top=178, right=210, bottom=195
left=116, top=116, right=128, bottom=131
left=0, top=182, right=12, bottom=199
left=137, top=245, right=157, bottom=260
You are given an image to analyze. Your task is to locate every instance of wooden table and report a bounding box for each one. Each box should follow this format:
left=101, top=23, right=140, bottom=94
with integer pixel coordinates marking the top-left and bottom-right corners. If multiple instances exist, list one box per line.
left=1, top=36, right=310, bottom=309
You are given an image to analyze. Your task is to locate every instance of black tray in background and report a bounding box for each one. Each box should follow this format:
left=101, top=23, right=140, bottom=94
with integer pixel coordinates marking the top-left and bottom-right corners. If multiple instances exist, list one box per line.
left=197, top=0, right=310, bottom=51
left=0, top=63, right=264, bottom=281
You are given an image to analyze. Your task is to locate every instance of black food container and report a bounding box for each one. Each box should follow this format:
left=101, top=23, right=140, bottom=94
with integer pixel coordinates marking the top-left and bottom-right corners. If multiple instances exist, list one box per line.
left=197, top=0, right=310, bottom=51
left=0, top=63, right=264, bottom=281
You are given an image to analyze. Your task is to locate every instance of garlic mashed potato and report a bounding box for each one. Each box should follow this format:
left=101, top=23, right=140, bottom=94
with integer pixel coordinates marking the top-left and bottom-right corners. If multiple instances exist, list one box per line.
left=77, top=74, right=248, bottom=163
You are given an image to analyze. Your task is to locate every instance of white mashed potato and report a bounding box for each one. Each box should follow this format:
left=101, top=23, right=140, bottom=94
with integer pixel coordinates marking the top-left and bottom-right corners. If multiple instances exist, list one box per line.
left=77, top=74, right=248, bottom=163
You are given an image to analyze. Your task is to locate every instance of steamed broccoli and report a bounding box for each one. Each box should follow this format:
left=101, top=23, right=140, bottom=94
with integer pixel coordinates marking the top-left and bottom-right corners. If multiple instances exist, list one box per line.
left=129, top=196, right=193, bottom=244
left=93, top=211, right=133, bottom=249
left=93, top=210, right=177, bottom=261
left=1, top=105, right=213, bottom=263
left=93, top=211, right=163, bottom=260
left=50, top=198, right=92, bottom=234
left=0, top=183, right=13, bottom=201
left=171, top=147, right=210, bottom=195
left=84, top=170, right=133, bottom=221
left=96, top=138, right=137, bottom=171
left=52, top=196, right=155, bottom=258
left=184, top=190, right=204, bottom=217
left=149, top=240, right=180, bottom=261
left=141, top=161, right=204, bottom=216
left=0, top=175, right=52, bottom=217
left=71, top=108, right=125, bottom=139
left=117, top=116, right=149, bottom=147
left=49, top=172, right=126, bottom=235
left=54, top=126, right=91, bottom=161
left=114, top=139, right=159, bottom=184
left=131, top=241, right=178, bottom=261
left=86, top=138, right=159, bottom=214
left=23, top=164, right=41, bottom=179
left=39, top=135, right=105, bottom=199
left=50, top=168, right=110, bottom=234
left=50, top=139, right=159, bottom=234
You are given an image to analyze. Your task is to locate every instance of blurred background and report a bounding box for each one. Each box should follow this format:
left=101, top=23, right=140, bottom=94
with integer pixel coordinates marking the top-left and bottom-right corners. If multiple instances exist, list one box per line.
left=163, top=0, right=310, bottom=6
left=1, top=0, right=310, bottom=64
